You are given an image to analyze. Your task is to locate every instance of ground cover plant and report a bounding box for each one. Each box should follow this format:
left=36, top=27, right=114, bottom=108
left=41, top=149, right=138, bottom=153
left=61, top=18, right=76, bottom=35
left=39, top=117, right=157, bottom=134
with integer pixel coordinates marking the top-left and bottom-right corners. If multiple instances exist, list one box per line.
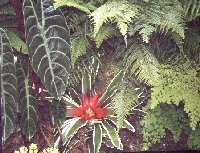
left=1, top=0, right=200, bottom=152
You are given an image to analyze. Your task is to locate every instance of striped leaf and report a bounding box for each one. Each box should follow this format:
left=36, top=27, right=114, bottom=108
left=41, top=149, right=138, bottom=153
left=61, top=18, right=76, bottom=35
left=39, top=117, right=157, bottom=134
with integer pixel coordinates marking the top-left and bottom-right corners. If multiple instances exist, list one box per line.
left=23, top=0, right=71, bottom=100
left=102, top=120, right=123, bottom=150
left=93, top=123, right=102, bottom=153
left=55, top=118, right=86, bottom=148
left=0, top=28, right=17, bottom=143
left=16, top=60, right=38, bottom=140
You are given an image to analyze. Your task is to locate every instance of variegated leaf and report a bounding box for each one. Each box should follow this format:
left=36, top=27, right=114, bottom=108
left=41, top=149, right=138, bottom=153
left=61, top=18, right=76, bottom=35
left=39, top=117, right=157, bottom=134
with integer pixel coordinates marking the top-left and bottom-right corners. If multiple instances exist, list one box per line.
left=93, top=123, right=102, bottom=153
left=0, top=28, right=17, bottom=143
left=102, top=120, right=123, bottom=150
left=23, top=0, right=71, bottom=100
left=16, top=60, right=38, bottom=140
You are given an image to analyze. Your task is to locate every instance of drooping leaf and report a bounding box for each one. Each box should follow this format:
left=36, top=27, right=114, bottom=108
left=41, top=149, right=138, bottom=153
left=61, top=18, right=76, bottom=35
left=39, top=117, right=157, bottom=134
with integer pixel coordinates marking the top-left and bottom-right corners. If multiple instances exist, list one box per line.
left=0, top=28, right=17, bottom=143
left=23, top=0, right=71, bottom=100
left=16, top=60, right=38, bottom=140
left=54, top=0, right=96, bottom=14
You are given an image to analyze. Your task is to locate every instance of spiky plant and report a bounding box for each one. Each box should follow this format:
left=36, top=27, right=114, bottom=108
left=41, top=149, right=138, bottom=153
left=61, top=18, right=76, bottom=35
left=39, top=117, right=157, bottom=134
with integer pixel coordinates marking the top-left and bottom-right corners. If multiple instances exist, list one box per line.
left=54, top=58, right=135, bottom=153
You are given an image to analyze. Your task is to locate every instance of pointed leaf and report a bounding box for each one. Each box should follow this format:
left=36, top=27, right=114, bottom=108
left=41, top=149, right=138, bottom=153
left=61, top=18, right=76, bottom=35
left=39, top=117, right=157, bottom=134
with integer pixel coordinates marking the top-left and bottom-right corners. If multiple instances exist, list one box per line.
left=98, top=71, right=124, bottom=106
left=0, top=28, right=17, bottom=143
left=16, top=60, right=38, bottom=140
left=57, top=118, right=86, bottom=146
left=82, top=70, right=91, bottom=96
left=93, top=123, right=102, bottom=153
left=23, top=0, right=71, bottom=100
left=102, top=120, right=123, bottom=150
left=107, top=116, right=135, bottom=132
left=3, top=29, right=28, bottom=54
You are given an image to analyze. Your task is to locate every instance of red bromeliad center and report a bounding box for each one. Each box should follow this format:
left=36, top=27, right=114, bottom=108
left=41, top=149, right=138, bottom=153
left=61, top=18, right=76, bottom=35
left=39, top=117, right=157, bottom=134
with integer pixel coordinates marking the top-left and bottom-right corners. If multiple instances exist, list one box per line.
left=66, top=93, right=107, bottom=121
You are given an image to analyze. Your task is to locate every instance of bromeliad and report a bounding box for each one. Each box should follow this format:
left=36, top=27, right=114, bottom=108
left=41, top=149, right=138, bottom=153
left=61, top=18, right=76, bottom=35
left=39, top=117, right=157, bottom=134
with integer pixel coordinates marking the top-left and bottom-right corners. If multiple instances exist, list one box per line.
left=55, top=57, right=135, bottom=153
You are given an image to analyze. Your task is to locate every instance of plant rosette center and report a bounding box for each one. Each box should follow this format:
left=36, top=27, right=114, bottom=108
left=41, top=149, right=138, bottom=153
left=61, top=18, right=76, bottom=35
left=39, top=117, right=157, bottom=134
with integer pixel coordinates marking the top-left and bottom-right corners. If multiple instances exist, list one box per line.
left=66, top=93, right=107, bottom=121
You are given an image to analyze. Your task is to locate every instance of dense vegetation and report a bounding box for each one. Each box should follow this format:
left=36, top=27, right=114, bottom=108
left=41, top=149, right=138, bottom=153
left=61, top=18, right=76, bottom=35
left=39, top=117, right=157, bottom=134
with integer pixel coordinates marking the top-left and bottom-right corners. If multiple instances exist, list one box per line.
left=1, top=0, right=200, bottom=152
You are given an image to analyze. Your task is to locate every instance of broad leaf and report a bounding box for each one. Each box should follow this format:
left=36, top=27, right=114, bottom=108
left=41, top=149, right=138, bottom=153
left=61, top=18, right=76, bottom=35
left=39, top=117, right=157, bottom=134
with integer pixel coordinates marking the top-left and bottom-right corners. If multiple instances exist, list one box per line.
left=23, top=0, right=71, bottom=100
left=16, top=60, right=38, bottom=140
left=82, top=69, right=91, bottom=96
left=0, top=28, right=17, bottom=143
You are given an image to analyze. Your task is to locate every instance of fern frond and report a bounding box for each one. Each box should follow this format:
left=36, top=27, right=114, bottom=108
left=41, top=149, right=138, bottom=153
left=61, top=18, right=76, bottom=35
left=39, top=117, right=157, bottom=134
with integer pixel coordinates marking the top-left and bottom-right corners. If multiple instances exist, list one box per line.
left=181, top=0, right=200, bottom=21
left=125, top=45, right=160, bottom=85
left=54, top=0, right=96, bottom=14
left=112, top=81, right=138, bottom=130
left=129, top=0, right=185, bottom=47
left=90, top=0, right=139, bottom=42
left=71, top=35, right=89, bottom=67
left=150, top=61, right=200, bottom=129
left=92, top=25, right=118, bottom=48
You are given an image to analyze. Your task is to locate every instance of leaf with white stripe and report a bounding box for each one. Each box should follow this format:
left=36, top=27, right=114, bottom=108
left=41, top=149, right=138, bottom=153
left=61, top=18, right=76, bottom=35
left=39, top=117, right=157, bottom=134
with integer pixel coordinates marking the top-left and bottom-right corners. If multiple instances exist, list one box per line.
left=23, top=0, right=71, bottom=100
left=16, top=59, right=38, bottom=140
left=102, top=120, right=123, bottom=150
left=93, top=123, right=102, bottom=153
left=0, top=28, right=17, bottom=143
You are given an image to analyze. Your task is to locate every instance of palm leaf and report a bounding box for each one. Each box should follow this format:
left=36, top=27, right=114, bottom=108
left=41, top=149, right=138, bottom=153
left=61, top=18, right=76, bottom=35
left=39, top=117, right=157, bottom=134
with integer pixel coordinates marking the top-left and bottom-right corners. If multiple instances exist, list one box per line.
left=23, top=0, right=71, bottom=100
left=0, top=28, right=17, bottom=143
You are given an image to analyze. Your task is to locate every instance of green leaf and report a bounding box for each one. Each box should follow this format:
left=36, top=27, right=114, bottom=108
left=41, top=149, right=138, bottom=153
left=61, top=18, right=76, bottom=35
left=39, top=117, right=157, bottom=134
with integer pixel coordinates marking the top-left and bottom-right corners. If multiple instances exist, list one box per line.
left=102, top=120, right=123, bottom=150
left=98, top=71, right=124, bottom=106
left=108, top=116, right=135, bottom=132
left=3, top=29, right=28, bottom=54
left=71, top=36, right=88, bottom=67
left=0, top=28, right=17, bottom=143
left=16, top=60, right=38, bottom=140
left=82, top=69, right=91, bottom=96
left=93, top=124, right=102, bottom=153
left=62, top=95, right=80, bottom=107
left=23, top=0, right=71, bottom=100
left=112, top=81, right=137, bottom=130
left=54, top=0, right=95, bottom=14
left=61, top=118, right=86, bottom=146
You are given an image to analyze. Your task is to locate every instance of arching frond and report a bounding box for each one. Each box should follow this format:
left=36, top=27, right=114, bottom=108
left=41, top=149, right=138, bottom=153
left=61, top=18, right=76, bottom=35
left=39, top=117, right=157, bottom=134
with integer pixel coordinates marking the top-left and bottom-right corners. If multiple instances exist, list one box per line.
left=90, top=0, right=139, bottom=42
left=125, top=44, right=160, bottom=86
left=54, top=0, right=96, bottom=14
left=92, top=25, right=119, bottom=48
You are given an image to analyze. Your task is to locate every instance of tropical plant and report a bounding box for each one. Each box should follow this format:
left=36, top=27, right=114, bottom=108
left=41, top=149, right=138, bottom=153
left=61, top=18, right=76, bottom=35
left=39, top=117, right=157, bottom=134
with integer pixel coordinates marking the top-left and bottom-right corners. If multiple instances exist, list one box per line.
left=54, top=59, right=136, bottom=153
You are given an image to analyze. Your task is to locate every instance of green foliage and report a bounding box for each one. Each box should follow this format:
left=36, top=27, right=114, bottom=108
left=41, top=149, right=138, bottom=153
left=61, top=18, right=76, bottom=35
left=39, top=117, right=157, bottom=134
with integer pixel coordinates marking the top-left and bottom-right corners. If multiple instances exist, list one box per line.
left=150, top=62, right=200, bottom=129
left=0, top=28, right=17, bottom=143
left=23, top=0, right=71, bottom=100
left=3, top=29, right=28, bottom=54
left=71, top=35, right=89, bottom=67
left=92, top=25, right=118, bottom=48
left=0, top=0, right=15, bottom=15
left=187, top=124, right=200, bottom=149
left=54, top=0, right=96, bottom=14
left=125, top=44, right=160, bottom=85
left=16, top=60, right=38, bottom=140
left=112, top=80, right=138, bottom=130
left=181, top=0, right=200, bottom=21
left=140, top=104, right=190, bottom=150
left=90, top=0, right=139, bottom=43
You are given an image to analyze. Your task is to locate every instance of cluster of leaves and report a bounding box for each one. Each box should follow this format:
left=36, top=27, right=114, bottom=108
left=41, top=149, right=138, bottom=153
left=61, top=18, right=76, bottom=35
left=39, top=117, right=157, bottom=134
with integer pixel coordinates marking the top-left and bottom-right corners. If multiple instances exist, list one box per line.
left=140, top=104, right=200, bottom=150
